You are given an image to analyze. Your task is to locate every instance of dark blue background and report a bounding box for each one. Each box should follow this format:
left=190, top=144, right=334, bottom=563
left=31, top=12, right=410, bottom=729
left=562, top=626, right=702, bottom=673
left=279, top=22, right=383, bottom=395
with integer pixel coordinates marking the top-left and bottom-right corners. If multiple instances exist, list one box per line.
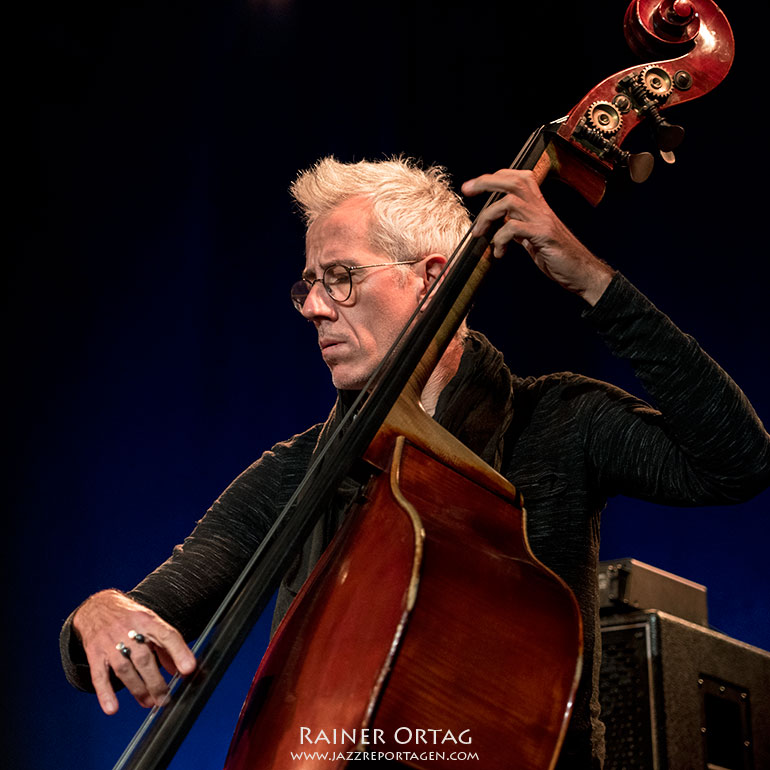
left=9, top=1, right=769, bottom=768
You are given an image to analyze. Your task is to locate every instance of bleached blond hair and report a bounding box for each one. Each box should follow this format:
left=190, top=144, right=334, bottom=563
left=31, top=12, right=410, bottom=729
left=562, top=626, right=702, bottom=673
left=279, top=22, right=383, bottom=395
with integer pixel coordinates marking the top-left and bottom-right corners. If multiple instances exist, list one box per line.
left=290, top=156, right=471, bottom=263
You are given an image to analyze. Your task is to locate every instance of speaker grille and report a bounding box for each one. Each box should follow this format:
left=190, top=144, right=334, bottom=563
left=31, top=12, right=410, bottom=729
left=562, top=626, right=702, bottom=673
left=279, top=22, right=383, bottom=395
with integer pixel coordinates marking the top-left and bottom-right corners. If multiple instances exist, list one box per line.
left=599, top=611, right=770, bottom=770
left=600, top=621, right=658, bottom=769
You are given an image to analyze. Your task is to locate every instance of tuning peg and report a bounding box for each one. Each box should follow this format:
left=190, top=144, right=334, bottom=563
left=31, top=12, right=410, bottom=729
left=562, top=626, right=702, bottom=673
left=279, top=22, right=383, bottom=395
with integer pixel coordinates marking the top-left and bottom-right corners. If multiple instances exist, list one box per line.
left=620, top=67, right=686, bottom=153
left=654, top=118, right=685, bottom=152
left=572, top=120, right=655, bottom=183
left=627, top=152, right=655, bottom=183
left=660, top=150, right=676, bottom=165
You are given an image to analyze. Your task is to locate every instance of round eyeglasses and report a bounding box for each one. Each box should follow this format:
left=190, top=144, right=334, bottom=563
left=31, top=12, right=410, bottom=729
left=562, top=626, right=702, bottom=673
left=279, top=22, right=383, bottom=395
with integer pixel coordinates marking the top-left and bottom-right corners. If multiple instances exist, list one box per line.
left=290, top=260, right=421, bottom=311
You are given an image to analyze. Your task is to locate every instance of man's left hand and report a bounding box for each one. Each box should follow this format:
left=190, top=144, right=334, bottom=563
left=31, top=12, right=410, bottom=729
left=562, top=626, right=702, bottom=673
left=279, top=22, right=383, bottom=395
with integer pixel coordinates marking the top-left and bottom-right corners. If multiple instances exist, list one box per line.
left=462, top=169, right=614, bottom=306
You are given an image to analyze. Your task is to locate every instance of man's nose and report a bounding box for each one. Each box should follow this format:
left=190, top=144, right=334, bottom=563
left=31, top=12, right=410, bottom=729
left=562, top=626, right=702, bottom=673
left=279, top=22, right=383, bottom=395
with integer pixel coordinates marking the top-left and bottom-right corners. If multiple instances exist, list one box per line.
left=300, top=281, right=337, bottom=321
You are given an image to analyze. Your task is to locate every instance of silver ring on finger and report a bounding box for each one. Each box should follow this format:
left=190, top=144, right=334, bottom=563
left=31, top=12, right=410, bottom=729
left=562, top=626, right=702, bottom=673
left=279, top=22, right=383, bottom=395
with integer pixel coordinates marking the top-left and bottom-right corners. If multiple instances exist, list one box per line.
left=127, top=629, right=146, bottom=644
left=116, top=641, right=131, bottom=659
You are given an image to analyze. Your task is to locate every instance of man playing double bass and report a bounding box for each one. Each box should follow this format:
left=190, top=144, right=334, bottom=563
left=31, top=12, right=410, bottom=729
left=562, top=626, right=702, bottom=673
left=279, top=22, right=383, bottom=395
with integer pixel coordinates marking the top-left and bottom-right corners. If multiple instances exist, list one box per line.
left=61, top=157, right=770, bottom=768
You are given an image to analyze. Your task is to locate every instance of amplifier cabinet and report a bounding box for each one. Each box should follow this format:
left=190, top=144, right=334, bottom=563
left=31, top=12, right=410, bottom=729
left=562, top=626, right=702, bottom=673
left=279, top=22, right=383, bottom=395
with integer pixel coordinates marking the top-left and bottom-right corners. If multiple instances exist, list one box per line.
left=598, top=558, right=708, bottom=626
left=599, top=610, right=770, bottom=770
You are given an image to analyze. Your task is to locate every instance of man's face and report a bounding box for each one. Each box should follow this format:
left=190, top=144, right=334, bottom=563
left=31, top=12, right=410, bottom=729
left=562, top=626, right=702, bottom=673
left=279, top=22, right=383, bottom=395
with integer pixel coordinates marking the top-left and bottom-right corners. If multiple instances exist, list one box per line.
left=300, top=197, right=426, bottom=390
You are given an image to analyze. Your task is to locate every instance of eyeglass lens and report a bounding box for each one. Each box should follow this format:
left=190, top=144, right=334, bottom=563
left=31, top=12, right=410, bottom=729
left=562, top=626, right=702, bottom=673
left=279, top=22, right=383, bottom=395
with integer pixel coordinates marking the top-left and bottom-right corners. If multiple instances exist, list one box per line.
left=290, top=264, right=353, bottom=309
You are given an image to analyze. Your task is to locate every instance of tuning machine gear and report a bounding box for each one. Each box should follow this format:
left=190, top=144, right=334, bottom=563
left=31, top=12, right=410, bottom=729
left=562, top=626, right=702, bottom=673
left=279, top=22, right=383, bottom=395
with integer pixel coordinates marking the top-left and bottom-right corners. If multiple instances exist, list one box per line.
left=573, top=119, right=654, bottom=183
left=586, top=101, right=623, bottom=135
left=639, top=65, right=675, bottom=99
left=578, top=100, right=654, bottom=182
left=618, top=69, right=685, bottom=154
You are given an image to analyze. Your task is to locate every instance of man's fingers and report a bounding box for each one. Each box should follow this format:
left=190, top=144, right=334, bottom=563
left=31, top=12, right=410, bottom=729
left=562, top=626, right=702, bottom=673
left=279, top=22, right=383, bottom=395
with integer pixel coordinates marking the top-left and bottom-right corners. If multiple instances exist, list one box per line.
left=462, top=169, right=538, bottom=198
left=462, top=170, right=518, bottom=196
left=154, top=646, right=179, bottom=676
left=469, top=193, right=540, bottom=259
left=111, top=650, right=156, bottom=708
left=90, top=660, right=120, bottom=715
left=89, top=650, right=154, bottom=713
left=90, top=640, right=169, bottom=711
left=129, top=644, right=172, bottom=706
left=149, top=624, right=197, bottom=676
left=110, top=620, right=195, bottom=707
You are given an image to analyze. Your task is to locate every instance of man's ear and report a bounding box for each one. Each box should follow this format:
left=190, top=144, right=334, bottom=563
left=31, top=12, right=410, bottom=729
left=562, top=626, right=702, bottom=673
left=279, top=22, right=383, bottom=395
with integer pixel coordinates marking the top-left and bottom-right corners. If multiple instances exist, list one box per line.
left=417, top=254, right=449, bottom=306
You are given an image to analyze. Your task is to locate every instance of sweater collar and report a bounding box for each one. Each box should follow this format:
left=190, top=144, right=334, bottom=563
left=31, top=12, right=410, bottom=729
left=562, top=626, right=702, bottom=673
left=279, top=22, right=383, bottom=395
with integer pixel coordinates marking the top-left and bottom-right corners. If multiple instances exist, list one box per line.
left=432, top=330, right=514, bottom=470
left=319, top=330, right=514, bottom=471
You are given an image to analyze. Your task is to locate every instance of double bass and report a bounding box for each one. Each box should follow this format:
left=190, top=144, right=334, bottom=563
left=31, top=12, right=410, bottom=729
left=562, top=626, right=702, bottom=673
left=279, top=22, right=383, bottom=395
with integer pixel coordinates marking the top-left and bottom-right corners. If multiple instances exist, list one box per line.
left=113, top=2, right=736, bottom=768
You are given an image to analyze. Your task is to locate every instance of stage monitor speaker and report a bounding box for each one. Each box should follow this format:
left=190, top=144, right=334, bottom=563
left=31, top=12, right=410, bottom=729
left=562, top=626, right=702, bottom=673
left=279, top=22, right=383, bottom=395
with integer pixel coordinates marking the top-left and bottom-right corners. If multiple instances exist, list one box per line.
left=599, top=610, right=770, bottom=770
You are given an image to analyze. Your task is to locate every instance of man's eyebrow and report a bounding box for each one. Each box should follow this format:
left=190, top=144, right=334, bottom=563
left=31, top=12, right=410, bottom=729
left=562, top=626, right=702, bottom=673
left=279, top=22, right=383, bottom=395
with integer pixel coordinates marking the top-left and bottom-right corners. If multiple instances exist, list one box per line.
left=301, top=259, right=356, bottom=281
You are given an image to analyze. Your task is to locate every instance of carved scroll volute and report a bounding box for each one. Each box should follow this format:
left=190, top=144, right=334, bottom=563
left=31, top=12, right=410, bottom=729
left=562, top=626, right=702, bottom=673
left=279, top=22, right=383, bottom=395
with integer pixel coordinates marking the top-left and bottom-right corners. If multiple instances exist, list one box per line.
left=553, top=0, right=735, bottom=186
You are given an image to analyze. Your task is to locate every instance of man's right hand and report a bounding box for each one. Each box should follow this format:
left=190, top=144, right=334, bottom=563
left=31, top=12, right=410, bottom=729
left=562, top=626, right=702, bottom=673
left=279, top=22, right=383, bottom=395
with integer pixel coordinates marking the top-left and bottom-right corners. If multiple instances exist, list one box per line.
left=72, top=589, right=197, bottom=715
